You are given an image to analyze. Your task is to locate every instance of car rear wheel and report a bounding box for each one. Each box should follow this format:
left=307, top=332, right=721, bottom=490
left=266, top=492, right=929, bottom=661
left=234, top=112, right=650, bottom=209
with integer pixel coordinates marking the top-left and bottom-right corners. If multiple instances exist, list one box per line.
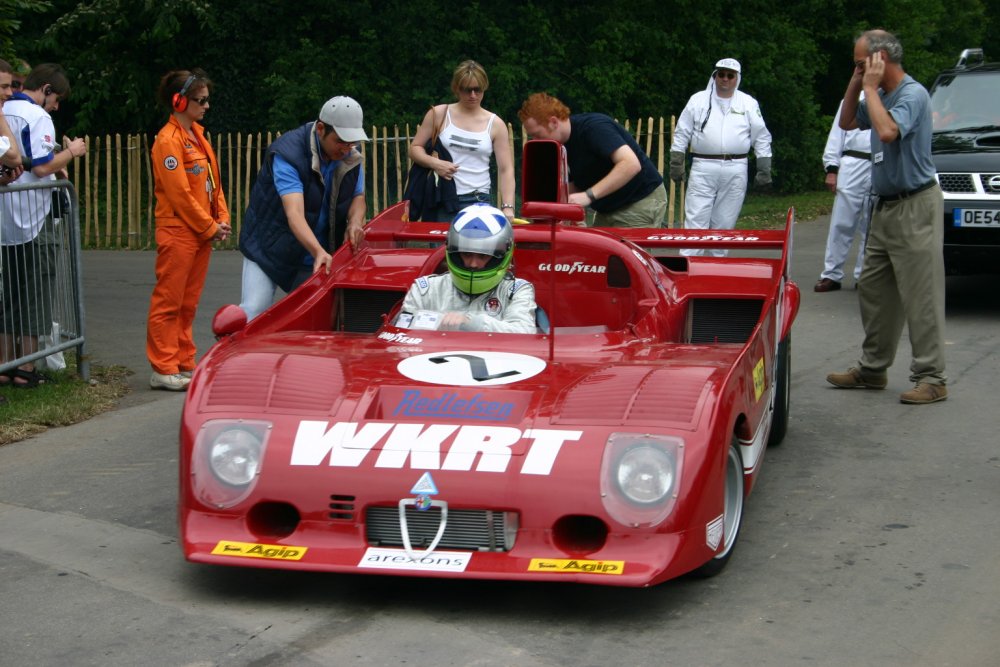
left=767, top=335, right=791, bottom=447
left=691, top=438, right=745, bottom=578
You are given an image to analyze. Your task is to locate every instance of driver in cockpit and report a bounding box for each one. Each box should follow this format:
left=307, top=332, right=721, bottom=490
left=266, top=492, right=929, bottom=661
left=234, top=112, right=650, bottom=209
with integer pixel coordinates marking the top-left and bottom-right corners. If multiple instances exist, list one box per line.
left=395, top=203, right=537, bottom=333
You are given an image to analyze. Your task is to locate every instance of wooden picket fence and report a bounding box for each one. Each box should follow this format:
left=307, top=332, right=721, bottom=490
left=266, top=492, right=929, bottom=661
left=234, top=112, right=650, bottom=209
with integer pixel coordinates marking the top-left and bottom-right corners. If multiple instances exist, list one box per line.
left=67, top=116, right=683, bottom=249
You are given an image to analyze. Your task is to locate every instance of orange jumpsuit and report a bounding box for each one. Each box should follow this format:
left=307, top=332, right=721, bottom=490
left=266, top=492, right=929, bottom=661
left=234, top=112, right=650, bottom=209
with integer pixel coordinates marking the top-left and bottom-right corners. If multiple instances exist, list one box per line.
left=146, top=116, right=229, bottom=375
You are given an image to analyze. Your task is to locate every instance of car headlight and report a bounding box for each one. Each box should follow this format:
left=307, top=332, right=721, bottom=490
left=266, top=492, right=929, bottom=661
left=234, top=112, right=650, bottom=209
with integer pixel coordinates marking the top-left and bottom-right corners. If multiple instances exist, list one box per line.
left=190, top=420, right=272, bottom=509
left=211, top=428, right=263, bottom=486
left=601, top=433, right=684, bottom=527
left=615, top=445, right=676, bottom=505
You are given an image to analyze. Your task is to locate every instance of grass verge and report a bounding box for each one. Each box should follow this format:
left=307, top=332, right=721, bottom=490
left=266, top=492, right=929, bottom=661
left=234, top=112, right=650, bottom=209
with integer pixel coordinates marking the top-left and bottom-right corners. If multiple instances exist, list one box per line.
left=0, top=358, right=132, bottom=446
left=737, top=189, right=833, bottom=229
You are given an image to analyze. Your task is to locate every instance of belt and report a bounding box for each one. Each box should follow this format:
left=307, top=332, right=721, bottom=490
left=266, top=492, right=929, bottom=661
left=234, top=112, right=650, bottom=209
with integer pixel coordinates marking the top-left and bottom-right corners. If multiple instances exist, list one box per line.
left=841, top=150, right=871, bottom=160
left=691, top=152, right=748, bottom=161
left=878, top=180, right=937, bottom=202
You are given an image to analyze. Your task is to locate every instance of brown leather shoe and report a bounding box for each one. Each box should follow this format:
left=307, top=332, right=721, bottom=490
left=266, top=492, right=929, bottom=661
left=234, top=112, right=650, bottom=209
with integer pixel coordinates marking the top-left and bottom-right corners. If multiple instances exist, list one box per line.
left=900, top=382, right=948, bottom=404
left=814, top=278, right=842, bottom=292
left=826, top=367, right=888, bottom=389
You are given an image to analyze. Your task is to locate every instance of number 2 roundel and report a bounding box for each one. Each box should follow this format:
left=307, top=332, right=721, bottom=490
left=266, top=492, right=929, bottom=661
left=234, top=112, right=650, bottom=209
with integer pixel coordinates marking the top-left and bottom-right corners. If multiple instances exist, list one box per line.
left=397, top=351, right=546, bottom=386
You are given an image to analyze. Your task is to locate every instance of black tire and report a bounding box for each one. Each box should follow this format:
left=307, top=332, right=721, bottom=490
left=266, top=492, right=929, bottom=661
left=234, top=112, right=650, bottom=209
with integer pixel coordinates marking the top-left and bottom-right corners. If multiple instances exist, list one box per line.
left=691, top=438, right=745, bottom=578
left=767, top=335, right=791, bottom=447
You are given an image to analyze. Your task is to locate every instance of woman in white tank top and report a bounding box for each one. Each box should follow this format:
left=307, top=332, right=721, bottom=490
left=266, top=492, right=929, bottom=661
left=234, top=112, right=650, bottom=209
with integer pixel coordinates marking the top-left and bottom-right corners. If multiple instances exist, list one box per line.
left=408, top=60, right=516, bottom=222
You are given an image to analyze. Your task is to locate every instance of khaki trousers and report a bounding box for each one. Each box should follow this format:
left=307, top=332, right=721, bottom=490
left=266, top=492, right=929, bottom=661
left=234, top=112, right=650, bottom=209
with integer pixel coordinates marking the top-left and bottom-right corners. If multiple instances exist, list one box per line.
left=857, top=184, right=947, bottom=385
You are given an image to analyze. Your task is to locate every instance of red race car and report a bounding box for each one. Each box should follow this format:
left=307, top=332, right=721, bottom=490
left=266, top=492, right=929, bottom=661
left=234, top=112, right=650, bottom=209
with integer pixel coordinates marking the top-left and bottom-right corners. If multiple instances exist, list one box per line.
left=179, top=140, right=800, bottom=586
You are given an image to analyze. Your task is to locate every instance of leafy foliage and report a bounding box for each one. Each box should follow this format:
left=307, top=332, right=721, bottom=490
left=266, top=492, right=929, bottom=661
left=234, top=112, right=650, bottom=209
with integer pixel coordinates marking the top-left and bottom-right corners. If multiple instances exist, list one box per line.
left=3, top=0, right=995, bottom=192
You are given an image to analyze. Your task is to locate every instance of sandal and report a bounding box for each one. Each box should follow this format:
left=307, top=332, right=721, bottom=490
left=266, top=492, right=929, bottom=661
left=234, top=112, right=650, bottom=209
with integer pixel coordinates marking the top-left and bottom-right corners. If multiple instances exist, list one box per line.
left=11, top=366, right=55, bottom=389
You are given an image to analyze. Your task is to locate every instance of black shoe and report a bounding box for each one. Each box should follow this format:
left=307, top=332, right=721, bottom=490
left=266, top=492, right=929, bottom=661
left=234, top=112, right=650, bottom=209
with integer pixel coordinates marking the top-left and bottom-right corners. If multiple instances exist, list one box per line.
left=814, top=278, right=842, bottom=293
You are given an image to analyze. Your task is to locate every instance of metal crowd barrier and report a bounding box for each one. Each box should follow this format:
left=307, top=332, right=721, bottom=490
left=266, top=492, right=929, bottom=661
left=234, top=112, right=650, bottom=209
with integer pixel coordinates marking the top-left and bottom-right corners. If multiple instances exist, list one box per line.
left=0, top=178, right=88, bottom=383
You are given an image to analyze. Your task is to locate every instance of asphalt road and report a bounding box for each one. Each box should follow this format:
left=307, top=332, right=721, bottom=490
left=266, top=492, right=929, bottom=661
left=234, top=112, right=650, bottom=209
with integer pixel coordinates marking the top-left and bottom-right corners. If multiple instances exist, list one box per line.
left=1, top=216, right=998, bottom=667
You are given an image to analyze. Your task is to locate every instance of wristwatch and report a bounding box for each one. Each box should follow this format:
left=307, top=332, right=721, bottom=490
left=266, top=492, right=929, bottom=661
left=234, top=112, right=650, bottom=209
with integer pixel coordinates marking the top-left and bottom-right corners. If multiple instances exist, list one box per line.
left=585, top=188, right=596, bottom=203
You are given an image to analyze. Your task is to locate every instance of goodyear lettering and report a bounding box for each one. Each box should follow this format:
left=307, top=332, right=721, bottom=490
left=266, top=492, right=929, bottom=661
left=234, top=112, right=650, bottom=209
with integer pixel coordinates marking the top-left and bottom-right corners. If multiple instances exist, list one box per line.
left=536, top=262, right=607, bottom=275
left=378, top=331, right=423, bottom=345
left=211, top=540, right=307, bottom=561
left=528, top=558, right=624, bottom=575
left=645, top=233, right=761, bottom=242
left=394, top=389, right=513, bottom=421
left=290, top=421, right=582, bottom=475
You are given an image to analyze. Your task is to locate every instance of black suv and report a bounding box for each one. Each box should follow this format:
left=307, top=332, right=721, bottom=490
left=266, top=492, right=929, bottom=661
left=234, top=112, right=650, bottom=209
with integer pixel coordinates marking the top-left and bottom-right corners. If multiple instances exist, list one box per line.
left=929, top=48, right=1000, bottom=275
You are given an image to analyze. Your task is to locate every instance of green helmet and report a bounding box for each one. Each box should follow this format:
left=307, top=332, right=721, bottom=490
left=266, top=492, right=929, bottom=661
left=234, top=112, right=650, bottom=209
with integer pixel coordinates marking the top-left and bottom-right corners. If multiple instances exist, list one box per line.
left=446, top=204, right=514, bottom=295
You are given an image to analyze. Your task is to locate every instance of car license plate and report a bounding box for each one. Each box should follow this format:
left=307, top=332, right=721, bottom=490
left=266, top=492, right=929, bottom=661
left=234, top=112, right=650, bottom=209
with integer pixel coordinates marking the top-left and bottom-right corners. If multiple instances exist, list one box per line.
left=953, top=209, right=1000, bottom=227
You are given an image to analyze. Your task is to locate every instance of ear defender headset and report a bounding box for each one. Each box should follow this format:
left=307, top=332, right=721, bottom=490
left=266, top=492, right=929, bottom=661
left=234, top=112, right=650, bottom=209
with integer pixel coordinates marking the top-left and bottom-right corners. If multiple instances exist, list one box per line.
left=171, top=75, right=196, bottom=112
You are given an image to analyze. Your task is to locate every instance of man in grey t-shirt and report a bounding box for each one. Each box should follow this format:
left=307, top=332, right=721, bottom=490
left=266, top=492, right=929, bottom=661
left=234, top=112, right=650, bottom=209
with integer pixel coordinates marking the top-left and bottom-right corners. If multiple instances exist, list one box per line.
left=826, top=29, right=947, bottom=405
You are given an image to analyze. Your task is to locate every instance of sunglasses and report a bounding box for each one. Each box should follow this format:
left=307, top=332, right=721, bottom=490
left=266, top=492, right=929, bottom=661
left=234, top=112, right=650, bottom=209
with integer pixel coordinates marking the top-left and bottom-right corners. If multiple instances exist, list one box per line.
left=460, top=86, right=483, bottom=95
left=192, top=96, right=210, bottom=106
left=716, top=71, right=737, bottom=80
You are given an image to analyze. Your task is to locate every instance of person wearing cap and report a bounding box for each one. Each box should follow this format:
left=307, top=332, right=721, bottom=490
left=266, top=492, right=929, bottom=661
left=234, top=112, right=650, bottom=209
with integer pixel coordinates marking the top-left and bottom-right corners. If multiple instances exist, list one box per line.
left=238, top=95, right=369, bottom=320
left=826, top=30, right=947, bottom=405
left=146, top=69, right=231, bottom=391
left=815, top=95, right=872, bottom=293
left=518, top=92, right=667, bottom=228
left=670, top=57, right=773, bottom=256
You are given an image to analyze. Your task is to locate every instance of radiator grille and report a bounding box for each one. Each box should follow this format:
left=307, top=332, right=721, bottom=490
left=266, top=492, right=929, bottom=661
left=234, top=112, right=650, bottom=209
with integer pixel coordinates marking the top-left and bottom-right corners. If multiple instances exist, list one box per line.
left=689, top=298, right=762, bottom=343
left=938, top=173, right=975, bottom=193
left=365, top=506, right=517, bottom=552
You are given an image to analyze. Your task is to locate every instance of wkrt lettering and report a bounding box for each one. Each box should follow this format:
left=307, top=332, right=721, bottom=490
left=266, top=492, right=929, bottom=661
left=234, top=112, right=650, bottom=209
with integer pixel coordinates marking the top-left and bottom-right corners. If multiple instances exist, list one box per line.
left=290, top=421, right=582, bottom=475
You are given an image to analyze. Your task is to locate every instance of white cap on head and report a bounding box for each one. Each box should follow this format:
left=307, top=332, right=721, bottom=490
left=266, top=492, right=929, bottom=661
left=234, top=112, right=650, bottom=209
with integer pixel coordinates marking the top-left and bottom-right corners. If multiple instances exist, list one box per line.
left=714, top=58, right=741, bottom=73
left=318, top=96, right=369, bottom=142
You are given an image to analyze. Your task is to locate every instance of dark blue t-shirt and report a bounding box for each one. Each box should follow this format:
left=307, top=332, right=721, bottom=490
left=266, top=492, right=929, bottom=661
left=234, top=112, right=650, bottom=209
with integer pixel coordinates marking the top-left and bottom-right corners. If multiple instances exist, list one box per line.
left=563, top=113, right=663, bottom=213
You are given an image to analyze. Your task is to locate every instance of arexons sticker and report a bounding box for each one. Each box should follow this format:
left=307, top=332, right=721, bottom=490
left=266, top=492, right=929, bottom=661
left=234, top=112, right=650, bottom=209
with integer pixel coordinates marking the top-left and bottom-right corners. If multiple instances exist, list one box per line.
left=212, top=541, right=307, bottom=561
left=398, top=351, right=546, bottom=386
left=359, top=547, right=470, bottom=572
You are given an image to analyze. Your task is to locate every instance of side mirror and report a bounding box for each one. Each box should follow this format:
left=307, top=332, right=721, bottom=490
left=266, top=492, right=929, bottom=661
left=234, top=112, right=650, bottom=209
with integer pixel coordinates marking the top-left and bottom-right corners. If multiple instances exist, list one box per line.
left=520, top=201, right=586, bottom=224
left=212, top=304, right=247, bottom=339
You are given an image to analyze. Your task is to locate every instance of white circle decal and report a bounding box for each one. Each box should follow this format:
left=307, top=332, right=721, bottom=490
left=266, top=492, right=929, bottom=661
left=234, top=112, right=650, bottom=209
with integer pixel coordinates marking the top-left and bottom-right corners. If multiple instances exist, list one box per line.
left=163, top=156, right=178, bottom=170
left=398, top=350, right=546, bottom=386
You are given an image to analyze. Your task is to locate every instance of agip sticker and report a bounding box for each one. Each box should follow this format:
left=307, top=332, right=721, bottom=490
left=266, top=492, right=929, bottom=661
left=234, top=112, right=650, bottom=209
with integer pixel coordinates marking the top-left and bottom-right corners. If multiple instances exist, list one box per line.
left=753, top=357, right=766, bottom=402
left=528, top=558, right=624, bottom=575
left=212, top=540, right=307, bottom=561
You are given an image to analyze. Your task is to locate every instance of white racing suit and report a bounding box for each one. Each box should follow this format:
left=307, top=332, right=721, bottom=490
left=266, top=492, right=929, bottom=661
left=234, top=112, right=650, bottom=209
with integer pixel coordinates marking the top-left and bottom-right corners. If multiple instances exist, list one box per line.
left=672, top=72, right=772, bottom=256
left=821, top=99, right=873, bottom=284
left=397, top=272, right=537, bottom=334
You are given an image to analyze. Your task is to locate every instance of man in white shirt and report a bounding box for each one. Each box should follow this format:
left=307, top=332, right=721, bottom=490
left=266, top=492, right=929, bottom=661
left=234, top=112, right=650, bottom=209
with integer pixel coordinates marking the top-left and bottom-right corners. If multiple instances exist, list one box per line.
left=670, top=58, right=773, bottom=256
left=816, top=98, right=873, bottom=292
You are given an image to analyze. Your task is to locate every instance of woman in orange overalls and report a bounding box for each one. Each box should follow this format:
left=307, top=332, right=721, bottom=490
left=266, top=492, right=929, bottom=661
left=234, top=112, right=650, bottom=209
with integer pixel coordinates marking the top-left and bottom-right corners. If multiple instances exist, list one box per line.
left=147, top=69, right=230, bottom=391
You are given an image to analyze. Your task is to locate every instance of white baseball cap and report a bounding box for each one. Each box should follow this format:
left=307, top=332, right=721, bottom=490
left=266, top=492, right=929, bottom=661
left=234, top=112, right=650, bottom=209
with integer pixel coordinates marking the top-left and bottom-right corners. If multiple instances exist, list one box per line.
left=714, top=58, right=742, bottom=73
left=319, top=96, right=369, bottom=142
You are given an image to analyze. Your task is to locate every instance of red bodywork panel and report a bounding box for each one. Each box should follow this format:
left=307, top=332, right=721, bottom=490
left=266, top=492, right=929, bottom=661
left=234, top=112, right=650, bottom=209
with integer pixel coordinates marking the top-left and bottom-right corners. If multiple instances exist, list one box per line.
left=180, top=142, right=800, bottom=587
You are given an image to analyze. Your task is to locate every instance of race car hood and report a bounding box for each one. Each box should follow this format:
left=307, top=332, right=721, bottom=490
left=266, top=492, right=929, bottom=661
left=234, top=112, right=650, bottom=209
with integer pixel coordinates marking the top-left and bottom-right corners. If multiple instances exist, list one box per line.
left=191, top=330, right=735, bottom=435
